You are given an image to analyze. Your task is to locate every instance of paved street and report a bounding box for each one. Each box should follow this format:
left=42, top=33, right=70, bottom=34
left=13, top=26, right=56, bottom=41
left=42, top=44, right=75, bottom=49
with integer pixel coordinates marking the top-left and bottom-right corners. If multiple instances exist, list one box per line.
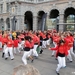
left=0, top=49, right=75, bottom=75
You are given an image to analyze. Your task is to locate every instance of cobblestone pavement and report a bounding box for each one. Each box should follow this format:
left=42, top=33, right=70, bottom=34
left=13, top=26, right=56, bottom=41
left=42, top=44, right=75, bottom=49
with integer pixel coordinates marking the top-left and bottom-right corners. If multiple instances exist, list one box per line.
left=0, top=49, right=75, bottom=75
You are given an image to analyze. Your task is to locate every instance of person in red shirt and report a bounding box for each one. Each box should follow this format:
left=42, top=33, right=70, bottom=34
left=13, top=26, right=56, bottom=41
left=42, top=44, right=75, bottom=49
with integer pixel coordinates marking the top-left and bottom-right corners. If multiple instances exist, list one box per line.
left=2, top=34, right=8, bottom=58
left=49, top=40, right=68, bottom=75
left=4, top=35, right=14, bottom=60
left=22, top=36, right=33, bottom=65
left=32, top=34, right=40, bottom=58
left=42, top=31, right=47, bottom=49
left=66, top=32, right=75, bottom=62
left=13, top=37, right=21, bottom=54
left=51, top=33, right=60, bottom=57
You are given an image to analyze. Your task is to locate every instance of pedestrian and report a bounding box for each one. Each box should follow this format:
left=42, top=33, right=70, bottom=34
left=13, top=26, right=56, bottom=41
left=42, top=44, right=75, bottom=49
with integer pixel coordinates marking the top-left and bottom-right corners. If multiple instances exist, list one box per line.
left=13, top=37, right=21, bottom=54
left=22, top=36, right=33, bottom=65
left=49, top=40, right=68, bottom=75
left=4, top=35, right=14, bottom=60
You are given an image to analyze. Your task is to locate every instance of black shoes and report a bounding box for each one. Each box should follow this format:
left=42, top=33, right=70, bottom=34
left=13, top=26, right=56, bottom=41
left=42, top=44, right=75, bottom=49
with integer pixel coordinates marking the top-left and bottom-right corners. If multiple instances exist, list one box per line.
left=39, top=50, right=43, bottom=54
left=2, top=52, right=10, bottom=58
left=70, top=61, right=73, bottom=62
left=2, top=53, right=5, bottom=58
left=56, top=71, right=60, bottom=75
left=31, top=59, right=34, bottom=63
left=51, top=55, right=54, bottom=57
left=5, top=58, right=8, bottom=60
left=8, top=52, right=10, bottom=56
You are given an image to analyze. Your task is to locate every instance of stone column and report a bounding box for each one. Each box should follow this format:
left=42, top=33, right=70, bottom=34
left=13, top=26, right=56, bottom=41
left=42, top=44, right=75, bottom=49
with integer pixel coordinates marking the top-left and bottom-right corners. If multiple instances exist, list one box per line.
left=3, top=0, right=6, bottom=13
left=46, top=14, right=49, bottom=29
left=33, top=16, right=38, bottom=31
left=20, top=15, right=24, bottom=31
left=59, top=13, right=64, bottom=32
left=4, top=20, right=7, bottom=30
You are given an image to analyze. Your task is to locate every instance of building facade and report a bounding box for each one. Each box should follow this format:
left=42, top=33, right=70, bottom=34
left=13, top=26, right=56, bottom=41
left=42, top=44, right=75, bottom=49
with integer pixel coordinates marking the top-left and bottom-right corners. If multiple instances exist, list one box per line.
left=0, top=0, right=75, bottom=32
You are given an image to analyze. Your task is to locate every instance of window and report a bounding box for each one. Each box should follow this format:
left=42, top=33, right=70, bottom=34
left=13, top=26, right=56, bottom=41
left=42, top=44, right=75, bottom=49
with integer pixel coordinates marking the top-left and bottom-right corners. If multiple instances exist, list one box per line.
left=7, top=3, right=9, bottom=12
left=0, top=4, right=3, bottom=13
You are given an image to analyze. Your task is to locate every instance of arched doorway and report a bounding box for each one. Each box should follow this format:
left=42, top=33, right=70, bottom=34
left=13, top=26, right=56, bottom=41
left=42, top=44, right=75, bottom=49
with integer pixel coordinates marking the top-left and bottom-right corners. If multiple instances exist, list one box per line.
left=49, top=9, right=59, bottom=31
left=6, top=18, right=10, bottom=31
left=37, top=11, right=45, bottom=30
left=24, top=11, right=33, bottom=30
left=0, top=18, right=4, bottom=30
left=64, top=7, right=75, bottom=31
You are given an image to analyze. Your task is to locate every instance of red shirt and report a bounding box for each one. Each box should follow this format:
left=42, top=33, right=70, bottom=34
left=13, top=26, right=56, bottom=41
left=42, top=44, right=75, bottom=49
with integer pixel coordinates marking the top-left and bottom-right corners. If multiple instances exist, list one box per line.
left=53, top=36, right=60, bottom=44
left=24, top=40, right=31, bottom=48
left=13, top=39, right=19, bottom=47
left=30, top=40, right=34, bottom=48
left=50, top=44, right=68, bottom=57
left=2, top=37, right=8, bottom=45
left=42, top=34, right=46, bottom=39
left=0, top=34, right=2, bottom=41
left=7, top=39, right=14, bottom=47
left=33, top=35, right=40, bottom=44
left=65, top=36, right=74, bottom=49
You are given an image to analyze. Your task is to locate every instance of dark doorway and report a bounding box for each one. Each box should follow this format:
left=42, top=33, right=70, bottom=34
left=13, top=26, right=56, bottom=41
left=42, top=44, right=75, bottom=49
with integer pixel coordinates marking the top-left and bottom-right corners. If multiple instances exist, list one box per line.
left=24, top=11, right=33, bottom=30
left=6, top=18, right=10, bottom=31
left=37, top=11, right=45, bottom=30
left=49, top=9, right=59, bottom=30
left=64, top=7, right=75, bottom=31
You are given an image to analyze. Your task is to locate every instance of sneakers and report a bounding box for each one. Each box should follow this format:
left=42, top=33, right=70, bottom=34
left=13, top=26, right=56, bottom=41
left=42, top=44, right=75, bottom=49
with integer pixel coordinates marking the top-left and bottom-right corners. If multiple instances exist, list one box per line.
left=51, top=55, right=54, bottom=57
left=70, top=61, right=73, bottom=62
left=31, top=59, right=34, bottom=63
left=11, top=59, right=14, bottom=60
left=5, top=58, right=8, bottom=60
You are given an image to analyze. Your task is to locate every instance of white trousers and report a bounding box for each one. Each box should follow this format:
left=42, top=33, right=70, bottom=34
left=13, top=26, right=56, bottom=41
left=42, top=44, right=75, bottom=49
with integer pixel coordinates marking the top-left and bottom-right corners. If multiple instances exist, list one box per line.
left=18, top=43, right=23, bottom=50
left=33, top=45, right=38, bottom=57
left=67, top=47, right=75, bottom=61
left=70, top=47, right=75, bottom=57
left=46, top=39, right=50, bottom=46
left=30, top=49, right=33, bottom=56
left=3, top=44, right=7, bottom=53
left=0, top=42, right=2, bottom=48
left=67, top=50, right=73, bottom=61
left=22, top=51, right=31, bottom=65
left=42, top=40, right=47, bottom=48
left=56, top=56, right=66, bottom=72
left=4, top=47, right=14, bottom=59
left=52, top=41, right=57, bottom=56
left=20, top=41, right=25, bottom=50
left=14, top=47, right=20, bottom=54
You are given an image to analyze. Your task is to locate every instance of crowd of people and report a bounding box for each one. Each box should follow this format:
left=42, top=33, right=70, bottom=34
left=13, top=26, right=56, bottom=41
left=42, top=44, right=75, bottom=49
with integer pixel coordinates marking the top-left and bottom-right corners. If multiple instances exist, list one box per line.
left=0, top=29, right=75, bottom=75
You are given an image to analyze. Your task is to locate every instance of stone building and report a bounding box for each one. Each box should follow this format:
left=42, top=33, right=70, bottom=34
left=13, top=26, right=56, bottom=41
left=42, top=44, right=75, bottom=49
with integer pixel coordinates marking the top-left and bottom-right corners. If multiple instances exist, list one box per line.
left=0, top=0, right=75, bottom=32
